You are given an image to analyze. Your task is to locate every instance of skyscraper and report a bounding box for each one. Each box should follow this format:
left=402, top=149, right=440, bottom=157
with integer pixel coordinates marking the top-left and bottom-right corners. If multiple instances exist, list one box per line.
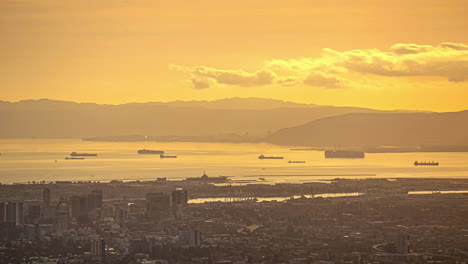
left=5, top=202, right=24, bottom=225
left=71, top=196, right=88, bottom=223
left=88, top=190, right=103, bottom=210
left=146, top=193, right=171, bottom=219
left=0, top=202, right=7, bottom=223
left=43, top=188, right=51, bottom=207
left=172, top=189, right=188, bottom=206
left=397, top=232, right=410, bottom=254
left=27, top=205, right=41, bottom=224
left=56, top=199, right=70, bottom=233
left=179, top=230, right=202, bottom=247
left=91, top=238, right=106, bottom=262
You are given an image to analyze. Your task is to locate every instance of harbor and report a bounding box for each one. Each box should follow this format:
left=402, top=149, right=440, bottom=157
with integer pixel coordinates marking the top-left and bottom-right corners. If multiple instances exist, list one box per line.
left=0, top=139, right=466, bottom=185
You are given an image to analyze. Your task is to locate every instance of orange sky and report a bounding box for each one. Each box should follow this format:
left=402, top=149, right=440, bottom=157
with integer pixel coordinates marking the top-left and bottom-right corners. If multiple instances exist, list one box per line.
left=1, top=0, right=468, bottom=111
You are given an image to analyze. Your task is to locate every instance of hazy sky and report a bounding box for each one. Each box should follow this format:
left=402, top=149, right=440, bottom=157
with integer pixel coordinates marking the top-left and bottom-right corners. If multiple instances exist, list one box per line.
left=1, top=0, right=468, bottom=111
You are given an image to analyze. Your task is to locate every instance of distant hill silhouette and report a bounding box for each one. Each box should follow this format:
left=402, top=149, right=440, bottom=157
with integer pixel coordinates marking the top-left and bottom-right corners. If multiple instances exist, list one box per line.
left=0, top=98, right=391, bottom=138
left=267, top=111, right=468, bottom=147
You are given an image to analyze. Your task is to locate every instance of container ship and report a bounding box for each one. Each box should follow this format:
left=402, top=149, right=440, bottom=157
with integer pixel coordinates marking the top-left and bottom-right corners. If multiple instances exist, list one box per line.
left=414, top=161, right=439, bottom=166
left=65, top=157, right=84, bottom=160
left=258, top=155, right=284, bottom=159
left=70, top=152, right=97, bottom=157
left=324, top=150, right=365, bottom=159
left=137, top=149, right=165, bottom=154
left=160, top=154, right=177, bottom=158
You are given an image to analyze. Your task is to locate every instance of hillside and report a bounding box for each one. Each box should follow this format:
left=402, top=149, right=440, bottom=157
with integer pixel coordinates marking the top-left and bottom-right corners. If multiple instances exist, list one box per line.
left=267, top=111, right=468, bottom=147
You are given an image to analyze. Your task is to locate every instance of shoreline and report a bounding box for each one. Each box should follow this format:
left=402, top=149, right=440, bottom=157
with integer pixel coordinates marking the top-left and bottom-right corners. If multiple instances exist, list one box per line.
left=2, top=177, right=468, bottom=201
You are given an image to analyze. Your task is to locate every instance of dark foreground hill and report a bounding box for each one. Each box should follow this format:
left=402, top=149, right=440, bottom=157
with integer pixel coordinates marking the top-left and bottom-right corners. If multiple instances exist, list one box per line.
left=267, top=111, right=468, bottom=147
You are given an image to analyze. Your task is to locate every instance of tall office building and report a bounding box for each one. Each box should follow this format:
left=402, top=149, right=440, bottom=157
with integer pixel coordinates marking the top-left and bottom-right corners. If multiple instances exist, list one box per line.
left=0, top=202, right=7, bottom=222
left=71, top=196, right=88, bottom=223
left=56, top=199, right=70, bottom=233
left=41, top=188, right=56, bottom=219
left=179, top=230, right=202, bottom=247
left=146, top=193, right=171, bottom=219
left=43, top=188, right=51, bottom=207
left=114, top=208, right=126, bottom=227
left=91, top=238, right=106, bottom=262
left=397, top=232, right=410, bottom=254
left=88, top=190, right=103, bottom=210
left=27, top=205, right=41, bottom=224
left=5, top=202, right=24, bottom=225
left=172, top=189, right=188, bottom=206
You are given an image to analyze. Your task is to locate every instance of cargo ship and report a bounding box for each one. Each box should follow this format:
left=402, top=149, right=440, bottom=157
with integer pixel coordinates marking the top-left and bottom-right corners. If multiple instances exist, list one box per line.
left=414, top=161, right=439, bottom=166
left=324, top=150, right=365, bottom=159
left=288, top=160, right=306, bottom=163
left=65, top=157, right=84, bottom=160
left=258, top=155, right=284, bottom=159
left=160, top=154, right=177, bottom=158
left=137, top=149, right=165, bottom=154
left=70, top=152, right=97, bottom=157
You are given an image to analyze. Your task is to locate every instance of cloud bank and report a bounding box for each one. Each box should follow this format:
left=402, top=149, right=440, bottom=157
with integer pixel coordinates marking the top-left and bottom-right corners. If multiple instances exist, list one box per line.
left=172, top=42, right=468, bottom=89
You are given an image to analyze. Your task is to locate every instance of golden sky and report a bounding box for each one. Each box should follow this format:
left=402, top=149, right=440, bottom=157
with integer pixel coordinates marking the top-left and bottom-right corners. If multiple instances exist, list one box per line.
left=1, top=0, right=468, bottom=111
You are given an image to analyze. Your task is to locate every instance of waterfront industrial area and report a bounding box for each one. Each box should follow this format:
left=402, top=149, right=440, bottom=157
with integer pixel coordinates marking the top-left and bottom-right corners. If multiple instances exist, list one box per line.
left=1, top=174, right=467, bottom=264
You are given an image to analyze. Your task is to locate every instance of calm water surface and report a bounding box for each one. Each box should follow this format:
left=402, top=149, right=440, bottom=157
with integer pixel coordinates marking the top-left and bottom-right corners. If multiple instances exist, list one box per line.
left=1, top=139, right=468, bottom=184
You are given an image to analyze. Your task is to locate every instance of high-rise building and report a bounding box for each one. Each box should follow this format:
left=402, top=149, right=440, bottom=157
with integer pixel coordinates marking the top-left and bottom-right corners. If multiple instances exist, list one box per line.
left=146, top=193, right=171, bottom=219
left=91, top=238, right=106, bottom=262
left=397, top=232, right=410, bottom=254
left=43, top=188, right=51, bottom=207
left=56, top=200, right=70, bottom=233
left=56, top=214, right=68, bottom=233
left=172, top=189, right=188, bottom=206
left=0, top=202, right=7, bottom=222
left=56, top=199, right=70, bottom=215
left=27, top=205, right=41, bottom=224
left=88, top=190, right=103, bottom=210
left=5, top=202, right=24, bottom=225
left=41, top=206, right=56, bottom=219
left=71, top=196, right=88, bottom=223
left=114, top=208, right=126, bottom=227
left=41, top=188, right=56, bottom=219
left=179, top=230, right=202, bottom=247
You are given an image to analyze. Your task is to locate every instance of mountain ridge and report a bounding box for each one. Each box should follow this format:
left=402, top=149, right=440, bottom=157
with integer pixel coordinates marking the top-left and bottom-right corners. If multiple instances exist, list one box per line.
left=0, top=97, right=396, bottom=138
left=267, top=111, right=468, bottom=147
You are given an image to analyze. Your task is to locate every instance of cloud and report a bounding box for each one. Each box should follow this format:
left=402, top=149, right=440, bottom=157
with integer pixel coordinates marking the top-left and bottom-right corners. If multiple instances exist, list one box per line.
left=328, top=42, right=468, bottom=82
left=172, top=42, right=468, bottom=89
left=171, top=65, right=278, bottom=88
left=389, top=43, right=435, bottom=55
left=439, top=42, right=468, bottom=51
left=191, top=67, right=277, bottom=86
left=277, top=77, right=299, bottom=86
left=270, top=42, right=468, bottom=83
left=303, top=72, right=347, bottom=89
left=191, top=78, right=212, bottom=89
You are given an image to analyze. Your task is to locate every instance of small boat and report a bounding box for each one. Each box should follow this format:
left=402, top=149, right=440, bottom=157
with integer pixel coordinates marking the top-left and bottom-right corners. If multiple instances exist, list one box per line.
left=258, top=178, right=266, bottom=181
left=70, top=152, right=97, bottom=157
left=137, top=149, right=165, bottom=154
left=414, top=161, right=439, bottom=166
left=258, top=155, right=283, bottom=160
left=288, top=160, right=306, bottom=163
left=160, top=154, right=177, bottom=158
left=65, top=157, right=84, bottom=160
